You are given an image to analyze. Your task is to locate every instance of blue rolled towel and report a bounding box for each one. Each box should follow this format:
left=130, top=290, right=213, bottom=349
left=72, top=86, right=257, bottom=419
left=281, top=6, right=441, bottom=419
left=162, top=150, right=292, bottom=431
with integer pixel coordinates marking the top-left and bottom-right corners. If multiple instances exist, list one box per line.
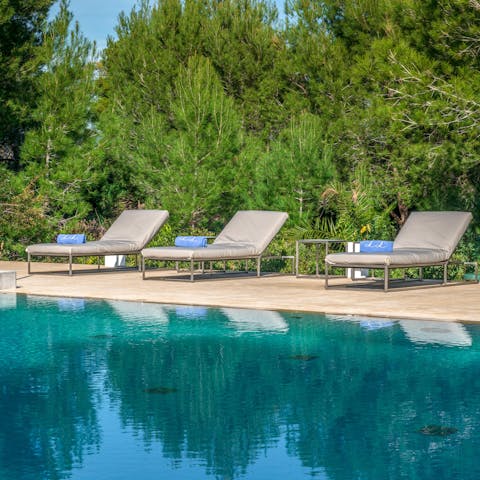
left=57, top=234, right=86, bottom=244
left=174, top=236, right=208, bottom=248
left=359, top=240, right=393, bottom=253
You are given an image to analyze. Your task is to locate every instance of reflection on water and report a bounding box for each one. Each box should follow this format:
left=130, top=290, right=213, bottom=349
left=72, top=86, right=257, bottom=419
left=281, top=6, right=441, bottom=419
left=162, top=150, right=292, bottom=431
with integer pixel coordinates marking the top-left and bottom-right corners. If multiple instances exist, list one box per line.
left=1, top=296, right=480, bottom=480
left=222, top=307, right=288, bottom=333
left=108, top=299, right=169, bottom=324
left=0, top=293, right=16, bottom=309
left=175, top=305, right=209, bottom=319
left=57, top=297, right=85, bottom=312
left=399, top=320, right=472, bottom=346
left=326, top=314, right=396, bottom=330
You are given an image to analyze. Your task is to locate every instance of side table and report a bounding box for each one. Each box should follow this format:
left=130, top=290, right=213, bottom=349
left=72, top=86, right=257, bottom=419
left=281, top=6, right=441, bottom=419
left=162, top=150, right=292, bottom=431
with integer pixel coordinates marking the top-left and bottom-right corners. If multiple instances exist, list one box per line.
left=295, top=239, right=348, bottom=277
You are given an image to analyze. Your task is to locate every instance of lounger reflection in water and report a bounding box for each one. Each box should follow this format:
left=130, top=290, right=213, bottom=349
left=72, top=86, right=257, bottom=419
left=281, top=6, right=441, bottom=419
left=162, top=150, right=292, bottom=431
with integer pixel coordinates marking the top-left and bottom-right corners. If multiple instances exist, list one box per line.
left=400, top=320, right=472, bottom=347
left=142, top=210, right=288, bottom=281
left=26, top=210, right=169, bottom=275
left=325, top=211, right=474, bottom=291
left=222, top=307, right=288, bottom=333
left=326, top=314, right=396, bottom=330
left=108, top=300, right=169, bottom=324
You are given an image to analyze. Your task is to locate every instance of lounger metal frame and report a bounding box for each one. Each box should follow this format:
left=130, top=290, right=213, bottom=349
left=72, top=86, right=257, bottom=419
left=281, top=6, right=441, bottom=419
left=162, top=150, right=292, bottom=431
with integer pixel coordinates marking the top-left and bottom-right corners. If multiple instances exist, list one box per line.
left=142, top=254, right=295, bottom=282
left=27, top=251, right=142, bottom=276
left=324, top=260, right=478, bottom=292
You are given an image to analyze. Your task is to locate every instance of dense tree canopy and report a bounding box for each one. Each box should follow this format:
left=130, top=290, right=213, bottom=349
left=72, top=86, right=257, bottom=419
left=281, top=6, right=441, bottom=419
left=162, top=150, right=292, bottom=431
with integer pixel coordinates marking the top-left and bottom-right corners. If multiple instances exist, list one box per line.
left=0, top=0, right=479, bottom=260
left=0, top=0, right=54, bottom=164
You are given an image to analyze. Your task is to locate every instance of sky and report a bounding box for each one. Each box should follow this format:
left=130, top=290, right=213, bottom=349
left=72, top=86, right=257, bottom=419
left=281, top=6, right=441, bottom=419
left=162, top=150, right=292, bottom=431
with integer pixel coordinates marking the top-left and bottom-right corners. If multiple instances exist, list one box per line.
left=51, top=0, right=140, bottom=51
left=52, top=0, right=284, bottom=51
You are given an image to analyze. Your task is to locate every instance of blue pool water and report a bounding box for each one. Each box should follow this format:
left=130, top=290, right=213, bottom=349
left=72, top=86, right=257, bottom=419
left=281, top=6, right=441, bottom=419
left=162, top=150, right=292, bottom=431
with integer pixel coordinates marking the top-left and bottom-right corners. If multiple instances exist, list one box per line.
left=1, top=294, right=480, bottom=480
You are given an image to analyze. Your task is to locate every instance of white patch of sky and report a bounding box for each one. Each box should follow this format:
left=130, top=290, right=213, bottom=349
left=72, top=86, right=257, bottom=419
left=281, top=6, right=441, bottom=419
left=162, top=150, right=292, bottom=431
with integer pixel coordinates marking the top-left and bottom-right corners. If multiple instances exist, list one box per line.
left=50, top=0, right=285, bottom=51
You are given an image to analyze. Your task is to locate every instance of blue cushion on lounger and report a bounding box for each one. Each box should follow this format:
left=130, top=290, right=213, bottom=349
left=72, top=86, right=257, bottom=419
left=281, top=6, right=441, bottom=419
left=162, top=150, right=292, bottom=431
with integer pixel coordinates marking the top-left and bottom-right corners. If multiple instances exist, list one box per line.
left=174, top=236, right=208, bottom=248
left=359, top=240, right=393, bottom=253
left=57, top=234, right=86, bottom=244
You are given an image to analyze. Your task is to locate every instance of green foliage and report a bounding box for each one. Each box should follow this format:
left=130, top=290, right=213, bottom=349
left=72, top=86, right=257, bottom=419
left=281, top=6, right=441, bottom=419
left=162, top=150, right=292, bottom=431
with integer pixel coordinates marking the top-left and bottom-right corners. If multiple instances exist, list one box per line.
left=20, top=0, right=98, bottom=221
left=0, top=0, right=54, bottom=163
left=253, top=113, right=337, bottom=223
left=2, top=0, right=480, bottom=262
left=0, top=166, right=51, bottom=259
left=320, top=175, right=397, bottom=241
left=286, top=0, right=480, bottom=236
left=158, top=55, right=246, bottom=229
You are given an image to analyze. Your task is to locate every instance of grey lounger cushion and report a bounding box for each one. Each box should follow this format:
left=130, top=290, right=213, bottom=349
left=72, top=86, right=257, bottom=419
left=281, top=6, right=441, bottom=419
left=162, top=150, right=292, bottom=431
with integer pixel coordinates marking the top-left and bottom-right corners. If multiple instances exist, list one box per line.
left=142, top=243, right=257, bottom=261
left=325, top=248, right=448, bottom=267
left=325, top=211, right=472, bottom=268
left=27, top=210, right=169, bottom=257
left=212, top=210, right=289, bottom=255
left=142, top=210, right=288, bottom=261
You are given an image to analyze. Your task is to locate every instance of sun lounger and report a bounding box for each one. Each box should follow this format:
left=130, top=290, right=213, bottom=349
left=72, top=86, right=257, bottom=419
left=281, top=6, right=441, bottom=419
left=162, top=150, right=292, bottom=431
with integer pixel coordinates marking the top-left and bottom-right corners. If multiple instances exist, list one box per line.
left=141, top=210, right=288, bottom=281
left=324, top=211, right=473, bottom=291
left=26, top=210, right=169, bottom=275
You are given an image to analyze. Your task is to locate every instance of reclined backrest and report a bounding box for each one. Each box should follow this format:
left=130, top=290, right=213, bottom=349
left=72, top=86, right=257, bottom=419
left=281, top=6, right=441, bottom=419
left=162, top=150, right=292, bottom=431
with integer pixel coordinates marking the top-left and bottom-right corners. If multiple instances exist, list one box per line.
left=393, top=211, right=472, bottom=256
left=214, top=211, right=289, bottom=255
left=101, top=210, right=169, bottom=247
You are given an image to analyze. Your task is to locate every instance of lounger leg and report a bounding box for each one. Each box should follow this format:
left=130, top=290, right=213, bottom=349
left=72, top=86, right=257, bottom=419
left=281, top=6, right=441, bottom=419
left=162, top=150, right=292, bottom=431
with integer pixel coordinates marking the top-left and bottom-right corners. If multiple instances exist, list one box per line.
left=443, top=263, right=448, bottom=285
left=419, top=267, right=423, bottom=281
left=190, top=259, right=194, bottom=282
left=223, top=261, right=226, bottom=273
left=245, top=260, right=249, bottom=273
left=176, top=261, right=179, bottom=273
left=69, top=253, right=73, bottom=276
left=256, top=257, right=261, bottom=277
left=324, top=262, right=329, bottom=289
left=201, top=261, right=205, bottom=274
left=142, top=257, right=146, bottom=280
left=384, top=265, right=389, bottom=292
left=27, top=252, right=31, bottom=274
left=97, top=256, right=101, bottom=270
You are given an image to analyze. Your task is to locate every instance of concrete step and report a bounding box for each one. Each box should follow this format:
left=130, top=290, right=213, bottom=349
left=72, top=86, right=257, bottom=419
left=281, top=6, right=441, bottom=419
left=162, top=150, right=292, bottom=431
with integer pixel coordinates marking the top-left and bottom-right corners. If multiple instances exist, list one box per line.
left=0, top=270, right=16, bottom=290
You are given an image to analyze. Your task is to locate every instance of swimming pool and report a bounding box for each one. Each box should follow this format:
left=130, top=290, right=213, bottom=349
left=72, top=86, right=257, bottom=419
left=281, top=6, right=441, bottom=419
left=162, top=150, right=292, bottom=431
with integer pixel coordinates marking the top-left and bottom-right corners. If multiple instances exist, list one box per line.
left=1, top=293, right=480, bottom=480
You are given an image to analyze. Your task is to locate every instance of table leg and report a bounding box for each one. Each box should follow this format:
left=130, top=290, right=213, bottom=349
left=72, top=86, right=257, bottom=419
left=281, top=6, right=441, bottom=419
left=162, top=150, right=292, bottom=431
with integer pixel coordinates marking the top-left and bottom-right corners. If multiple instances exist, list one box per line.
left=295, top=241, right=299, bottom=277
left=324, top=242, right=330, bottom=277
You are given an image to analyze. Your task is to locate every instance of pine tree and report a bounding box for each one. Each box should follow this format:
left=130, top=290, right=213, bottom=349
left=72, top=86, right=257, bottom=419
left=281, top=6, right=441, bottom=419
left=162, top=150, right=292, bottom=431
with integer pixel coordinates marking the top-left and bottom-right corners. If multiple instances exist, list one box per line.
left=253, top=113, right=336, bottom=223
left=0, top=0, right=54, bottom=165
left=286, top=0, right=480, bottom=226
left=140, top=55, right=246, bottom=229
left=20, top=0, right=98, bottom=221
